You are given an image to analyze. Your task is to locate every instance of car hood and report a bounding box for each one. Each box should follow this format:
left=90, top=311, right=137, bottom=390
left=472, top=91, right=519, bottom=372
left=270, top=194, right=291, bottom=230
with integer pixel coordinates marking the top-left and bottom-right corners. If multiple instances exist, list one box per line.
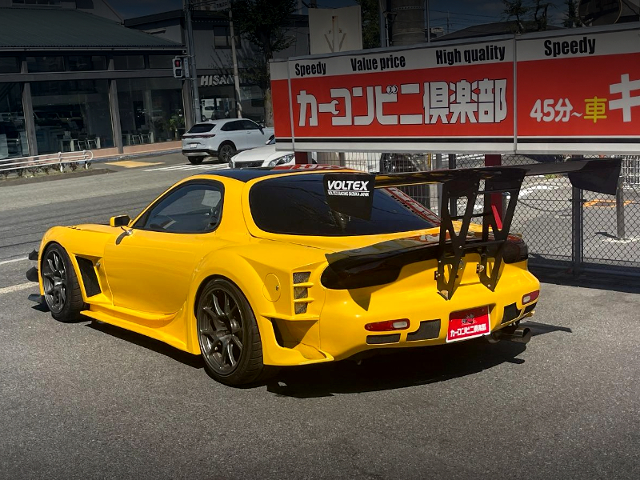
left=232, top=145, right=291, bottom=164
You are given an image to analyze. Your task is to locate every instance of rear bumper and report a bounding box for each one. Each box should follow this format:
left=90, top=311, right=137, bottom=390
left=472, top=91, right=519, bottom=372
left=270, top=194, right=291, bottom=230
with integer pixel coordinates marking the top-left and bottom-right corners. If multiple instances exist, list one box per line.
left=317, top=267, right=540, bottom=361
left=181, top=149, right=216, bottom=157
left=260, top=262, right=540, bottom=366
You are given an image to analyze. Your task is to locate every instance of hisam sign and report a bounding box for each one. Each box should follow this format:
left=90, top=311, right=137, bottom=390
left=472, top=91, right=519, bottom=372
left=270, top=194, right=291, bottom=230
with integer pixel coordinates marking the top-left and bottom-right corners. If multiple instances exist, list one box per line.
left=271, top=24, right=640, bottom=154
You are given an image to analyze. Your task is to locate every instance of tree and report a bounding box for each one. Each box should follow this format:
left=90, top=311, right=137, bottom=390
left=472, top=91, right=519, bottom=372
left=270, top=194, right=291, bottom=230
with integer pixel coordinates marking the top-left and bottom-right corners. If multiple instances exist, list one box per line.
left=532, top=0, right=553, bottom=31
left=356, top=0, right=381, bottom=49
left=563, top=0, right=581, bottom=27
left=502, top=0, right=529, bottom=33
left=231, top=0, right=297, bottom=126
left=503, top=0, right=557, bottom=32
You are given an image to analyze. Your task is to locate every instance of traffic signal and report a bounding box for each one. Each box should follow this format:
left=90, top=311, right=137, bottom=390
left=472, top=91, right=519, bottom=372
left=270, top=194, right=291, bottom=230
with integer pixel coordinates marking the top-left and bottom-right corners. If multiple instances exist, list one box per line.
left=173, top=56, right=184, bottom=79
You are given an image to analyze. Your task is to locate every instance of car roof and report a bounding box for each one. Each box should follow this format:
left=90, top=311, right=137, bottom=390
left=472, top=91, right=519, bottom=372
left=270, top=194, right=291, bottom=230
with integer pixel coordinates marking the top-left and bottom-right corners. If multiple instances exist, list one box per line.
left=198, top=166, right=353, bottom=183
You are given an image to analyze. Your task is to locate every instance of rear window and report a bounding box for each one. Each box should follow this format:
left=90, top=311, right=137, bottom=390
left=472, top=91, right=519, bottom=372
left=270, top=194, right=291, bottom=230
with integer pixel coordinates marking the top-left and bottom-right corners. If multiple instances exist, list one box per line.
left=249, top=174, right=437, bottom=236
left=187, top=123, right=216, bottom=134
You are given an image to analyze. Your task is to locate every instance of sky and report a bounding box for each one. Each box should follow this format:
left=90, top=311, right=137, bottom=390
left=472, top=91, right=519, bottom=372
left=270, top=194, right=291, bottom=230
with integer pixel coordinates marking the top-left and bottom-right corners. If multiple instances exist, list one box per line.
left=108, top=0, right=570, bottom=29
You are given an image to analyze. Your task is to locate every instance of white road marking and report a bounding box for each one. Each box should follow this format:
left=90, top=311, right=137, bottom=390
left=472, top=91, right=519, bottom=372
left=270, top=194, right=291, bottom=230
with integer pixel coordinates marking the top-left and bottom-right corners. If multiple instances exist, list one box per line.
left=0, top=282, right=35, bottom=296
left=144, top=164, right=229, bottom=172
left=0, top=256, right=28, bottom=266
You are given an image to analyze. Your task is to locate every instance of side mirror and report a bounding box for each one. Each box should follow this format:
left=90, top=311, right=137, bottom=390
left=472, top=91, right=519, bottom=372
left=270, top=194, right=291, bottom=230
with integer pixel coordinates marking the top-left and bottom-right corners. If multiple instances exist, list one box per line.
left=109, top=215, right=131, bottom=227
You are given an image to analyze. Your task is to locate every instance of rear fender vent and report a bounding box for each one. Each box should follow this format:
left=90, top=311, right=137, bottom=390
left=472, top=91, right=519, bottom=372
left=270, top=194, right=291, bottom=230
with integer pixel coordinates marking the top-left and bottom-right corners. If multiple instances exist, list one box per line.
left=75, top=256, right=101, bottom=297
left=292, top=271, right=313, bottom=314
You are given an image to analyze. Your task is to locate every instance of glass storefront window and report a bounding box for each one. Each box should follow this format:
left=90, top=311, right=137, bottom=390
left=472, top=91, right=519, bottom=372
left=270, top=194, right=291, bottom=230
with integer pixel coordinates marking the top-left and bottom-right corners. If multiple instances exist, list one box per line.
left=30, top=80, right=113, bottom=154
left=0, top=57, right=20, bottom=74
left=0, top=83, right=27, bottom=160
left=117, top=77, right=184, bottom=145
left=67, top=55, right=107, bottom=71
left=148, top=55, right=175, bottom=69
left=27, top=56, right=64, bottom=73
left=240, top=85, right=264, bottom=123
left=114, top=55, right=145, bottom=70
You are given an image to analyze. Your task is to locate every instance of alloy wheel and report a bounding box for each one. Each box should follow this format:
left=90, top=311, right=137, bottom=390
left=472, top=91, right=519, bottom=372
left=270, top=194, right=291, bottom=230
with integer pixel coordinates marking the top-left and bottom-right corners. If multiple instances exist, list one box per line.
left=198, top=286, right=244, bottom=374
left=42, top=249, right=68, bottom=314
left=219, top=145, right=234, bottom=163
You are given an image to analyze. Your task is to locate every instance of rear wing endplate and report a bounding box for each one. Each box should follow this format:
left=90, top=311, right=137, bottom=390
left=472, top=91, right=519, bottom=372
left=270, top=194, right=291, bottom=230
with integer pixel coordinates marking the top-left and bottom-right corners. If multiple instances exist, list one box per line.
left=323, top=158, right=622, bottom=299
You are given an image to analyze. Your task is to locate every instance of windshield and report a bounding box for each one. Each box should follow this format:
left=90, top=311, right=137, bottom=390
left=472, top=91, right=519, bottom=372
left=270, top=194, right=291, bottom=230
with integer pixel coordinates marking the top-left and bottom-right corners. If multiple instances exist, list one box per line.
left=249, top=174, right=438, bottom=236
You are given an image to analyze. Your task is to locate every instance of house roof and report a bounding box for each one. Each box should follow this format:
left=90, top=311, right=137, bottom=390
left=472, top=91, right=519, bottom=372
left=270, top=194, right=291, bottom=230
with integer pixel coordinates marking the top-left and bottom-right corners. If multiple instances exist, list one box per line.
left=434, top=20, right=564, bottom=42
left=0, top=7, right=182, bottom=50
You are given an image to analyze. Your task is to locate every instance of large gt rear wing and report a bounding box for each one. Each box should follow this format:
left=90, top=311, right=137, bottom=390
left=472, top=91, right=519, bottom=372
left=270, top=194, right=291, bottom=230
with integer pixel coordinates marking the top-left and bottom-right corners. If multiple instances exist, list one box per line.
left=322, top=158, right=622, bottom=299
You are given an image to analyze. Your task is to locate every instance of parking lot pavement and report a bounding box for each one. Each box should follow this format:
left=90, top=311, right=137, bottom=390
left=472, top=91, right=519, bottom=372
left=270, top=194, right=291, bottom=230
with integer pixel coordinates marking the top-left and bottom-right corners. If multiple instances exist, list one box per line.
left=0, top=267, right=638, bottom=479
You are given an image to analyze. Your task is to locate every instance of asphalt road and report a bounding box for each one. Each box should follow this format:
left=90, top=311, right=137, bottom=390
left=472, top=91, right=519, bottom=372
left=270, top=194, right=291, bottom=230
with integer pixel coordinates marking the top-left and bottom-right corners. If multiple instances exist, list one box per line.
left=0, top=154, right=639, bottom=479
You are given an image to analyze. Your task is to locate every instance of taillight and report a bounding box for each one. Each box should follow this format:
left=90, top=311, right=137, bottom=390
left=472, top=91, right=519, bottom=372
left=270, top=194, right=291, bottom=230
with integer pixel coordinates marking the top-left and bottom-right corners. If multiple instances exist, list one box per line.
left=522, top=290, right=539, bottom=304
left=503, top=237, right=528, bottom=264
left=186, top=133, right=216, bottom=139
left=365, top=319, right=410, bottom=332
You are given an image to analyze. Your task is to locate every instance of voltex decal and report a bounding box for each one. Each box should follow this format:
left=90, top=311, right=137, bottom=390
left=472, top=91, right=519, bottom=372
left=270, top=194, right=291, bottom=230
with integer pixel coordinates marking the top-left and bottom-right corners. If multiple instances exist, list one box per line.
left=324, top=173, right=376, bottom=220
left=326, top=179, right=372, bottom=197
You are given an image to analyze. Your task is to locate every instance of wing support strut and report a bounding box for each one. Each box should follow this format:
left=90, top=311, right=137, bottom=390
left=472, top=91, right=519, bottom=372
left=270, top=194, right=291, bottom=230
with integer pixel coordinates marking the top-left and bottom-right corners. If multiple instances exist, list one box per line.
left=435, top=171, right=524, bottom=300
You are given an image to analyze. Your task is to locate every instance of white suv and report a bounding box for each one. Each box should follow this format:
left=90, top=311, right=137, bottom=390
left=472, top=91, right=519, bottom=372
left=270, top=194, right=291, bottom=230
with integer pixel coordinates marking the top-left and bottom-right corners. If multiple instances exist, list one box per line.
left=181, top=118, right=274, bottom=165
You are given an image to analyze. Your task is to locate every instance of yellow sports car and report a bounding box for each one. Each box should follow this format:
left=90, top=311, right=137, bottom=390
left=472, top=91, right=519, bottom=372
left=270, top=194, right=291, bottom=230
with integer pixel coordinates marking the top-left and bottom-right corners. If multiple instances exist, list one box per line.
left=27, top=159, right=620, bottom=385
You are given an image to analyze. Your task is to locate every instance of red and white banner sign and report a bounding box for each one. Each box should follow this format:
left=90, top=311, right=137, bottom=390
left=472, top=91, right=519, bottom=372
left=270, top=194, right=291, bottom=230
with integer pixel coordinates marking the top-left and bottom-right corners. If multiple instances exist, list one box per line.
left=516, top=28, right=640, bottom=153
left=271, top=25, right=640, bottom=154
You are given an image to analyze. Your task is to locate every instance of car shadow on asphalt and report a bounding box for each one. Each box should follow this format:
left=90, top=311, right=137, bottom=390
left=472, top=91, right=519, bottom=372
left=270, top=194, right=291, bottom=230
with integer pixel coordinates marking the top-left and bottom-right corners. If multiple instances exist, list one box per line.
left=80, top=314, right=568, bottom=395
left=265, top=320, right=570, bottom=398
left=86, top=319, right=204, bottom=369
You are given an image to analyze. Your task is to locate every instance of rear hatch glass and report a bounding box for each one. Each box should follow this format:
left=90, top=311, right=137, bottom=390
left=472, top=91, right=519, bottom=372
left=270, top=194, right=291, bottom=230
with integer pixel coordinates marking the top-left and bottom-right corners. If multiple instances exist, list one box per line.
left=186, top=123, right=216, bottom=134
left=249, top=174, right=438, bottom=236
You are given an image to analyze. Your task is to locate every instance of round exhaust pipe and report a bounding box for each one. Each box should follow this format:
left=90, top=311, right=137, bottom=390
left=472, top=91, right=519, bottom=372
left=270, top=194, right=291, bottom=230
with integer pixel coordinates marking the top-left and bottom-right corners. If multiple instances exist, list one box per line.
left=489, top=325, right=532, bottom=344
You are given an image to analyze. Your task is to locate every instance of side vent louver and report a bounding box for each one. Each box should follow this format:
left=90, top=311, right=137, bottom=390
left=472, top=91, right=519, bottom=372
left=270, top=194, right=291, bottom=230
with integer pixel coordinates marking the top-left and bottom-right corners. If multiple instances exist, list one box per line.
left=292, top=271, right=312, bottom=314
left=75, top=256, right=101, bottom=297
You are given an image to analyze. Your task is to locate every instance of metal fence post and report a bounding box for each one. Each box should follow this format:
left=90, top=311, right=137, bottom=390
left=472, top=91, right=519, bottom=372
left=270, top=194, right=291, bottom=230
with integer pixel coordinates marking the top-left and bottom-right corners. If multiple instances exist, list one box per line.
left=571, top=186, right=584, bottom=275
left=435, top=153, right=442, bottom=216
left=448, top=153, right=456, bottom=216
left=616, top=175, right=625, bottom=239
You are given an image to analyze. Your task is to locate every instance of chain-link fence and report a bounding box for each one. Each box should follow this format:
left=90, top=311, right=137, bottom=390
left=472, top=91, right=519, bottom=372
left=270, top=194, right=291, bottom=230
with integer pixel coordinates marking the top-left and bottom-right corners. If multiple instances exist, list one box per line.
left=321, top=151, right=640, bottom=275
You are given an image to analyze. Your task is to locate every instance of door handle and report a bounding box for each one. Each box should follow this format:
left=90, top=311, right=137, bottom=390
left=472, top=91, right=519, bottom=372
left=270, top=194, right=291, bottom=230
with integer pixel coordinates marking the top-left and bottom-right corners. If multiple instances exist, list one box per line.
left=115, top=227, right=133, bottom=245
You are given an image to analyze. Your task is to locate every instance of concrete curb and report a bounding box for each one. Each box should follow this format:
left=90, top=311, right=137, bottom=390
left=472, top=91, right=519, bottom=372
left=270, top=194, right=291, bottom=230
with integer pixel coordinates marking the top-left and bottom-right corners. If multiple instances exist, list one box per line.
left=0, top=168, right=113, bottom=187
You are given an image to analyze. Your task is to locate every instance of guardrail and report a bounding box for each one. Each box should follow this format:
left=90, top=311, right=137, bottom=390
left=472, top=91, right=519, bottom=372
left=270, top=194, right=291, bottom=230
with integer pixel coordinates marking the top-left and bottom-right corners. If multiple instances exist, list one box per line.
left=0, top=150, right=93, bottom=177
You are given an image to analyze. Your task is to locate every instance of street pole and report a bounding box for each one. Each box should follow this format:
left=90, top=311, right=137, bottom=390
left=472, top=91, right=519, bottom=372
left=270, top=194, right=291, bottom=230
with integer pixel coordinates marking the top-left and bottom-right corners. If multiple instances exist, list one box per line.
left=379, top=0, right=387, bottom=47
left=184, top=0, right=201, bottom=123
left=229, top=7, right=242, bottom=118
left=426, top=0, right=430, bottom=43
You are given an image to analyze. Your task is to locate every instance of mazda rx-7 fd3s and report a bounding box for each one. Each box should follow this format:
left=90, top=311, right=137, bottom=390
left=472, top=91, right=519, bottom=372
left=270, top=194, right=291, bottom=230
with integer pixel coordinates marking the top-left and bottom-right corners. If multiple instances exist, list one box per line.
left=27, top=159, right=621, bottom=386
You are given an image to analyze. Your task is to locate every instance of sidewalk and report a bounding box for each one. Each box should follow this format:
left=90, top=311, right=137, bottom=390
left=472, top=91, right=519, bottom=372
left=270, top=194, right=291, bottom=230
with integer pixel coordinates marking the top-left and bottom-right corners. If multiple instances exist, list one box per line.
left=91, top=141, right=181, bottom=162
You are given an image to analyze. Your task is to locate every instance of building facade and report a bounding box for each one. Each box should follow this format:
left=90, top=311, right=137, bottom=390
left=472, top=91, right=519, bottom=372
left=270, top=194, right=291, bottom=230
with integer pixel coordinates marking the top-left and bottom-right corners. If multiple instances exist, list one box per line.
left=125, top=9, right=310, bottom=125
left=0, top=1, right=185, bottom=160
left=0, top=1, right=310, bottom=161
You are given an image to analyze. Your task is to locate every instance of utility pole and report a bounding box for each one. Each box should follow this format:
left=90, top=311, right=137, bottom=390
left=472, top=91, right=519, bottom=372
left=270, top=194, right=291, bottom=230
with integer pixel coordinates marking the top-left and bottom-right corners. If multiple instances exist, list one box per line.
left=425, top=0, right=430, bottom=43
left=229, top=6, right=242, bottom=118
left=184, top=0, right=201, bottom=123
left=379, top=0, right=387, bottom=48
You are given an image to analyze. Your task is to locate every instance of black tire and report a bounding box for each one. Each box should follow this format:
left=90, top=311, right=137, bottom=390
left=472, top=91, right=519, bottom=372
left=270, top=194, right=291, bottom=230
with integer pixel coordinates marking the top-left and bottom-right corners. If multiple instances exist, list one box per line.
left=217, top=143, right=236, bottom=163
left=41, top=243, right=84, bottom=323
left=196, top=278, right=265, bottom=386
left=188, top=156, right=205, bottom=165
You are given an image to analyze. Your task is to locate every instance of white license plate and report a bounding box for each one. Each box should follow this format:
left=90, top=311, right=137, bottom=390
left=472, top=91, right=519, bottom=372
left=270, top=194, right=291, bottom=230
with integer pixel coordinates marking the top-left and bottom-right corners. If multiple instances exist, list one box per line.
left=189, top=143, right=199, bottom=149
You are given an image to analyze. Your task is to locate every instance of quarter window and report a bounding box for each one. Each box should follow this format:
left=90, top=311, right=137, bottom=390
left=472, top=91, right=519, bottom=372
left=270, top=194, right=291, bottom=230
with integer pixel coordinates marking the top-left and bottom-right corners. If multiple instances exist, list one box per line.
left=242, top=119, right=260, bottom=130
